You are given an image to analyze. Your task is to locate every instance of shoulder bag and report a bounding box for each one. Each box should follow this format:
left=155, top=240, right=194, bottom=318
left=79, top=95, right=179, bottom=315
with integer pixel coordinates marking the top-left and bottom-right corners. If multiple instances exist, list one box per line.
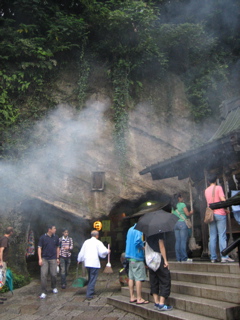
left=145, top=242, right=161, bottom=272
left=176, top=209, right=192, bottom=229
left=204, top=185, right=216, bottom=224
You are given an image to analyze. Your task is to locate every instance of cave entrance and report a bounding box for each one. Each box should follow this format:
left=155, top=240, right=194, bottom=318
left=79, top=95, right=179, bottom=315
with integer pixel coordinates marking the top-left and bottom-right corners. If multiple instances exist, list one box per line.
left=20, top=198, right=90, bottom=276
left=106, top=190, right=175, bottom=259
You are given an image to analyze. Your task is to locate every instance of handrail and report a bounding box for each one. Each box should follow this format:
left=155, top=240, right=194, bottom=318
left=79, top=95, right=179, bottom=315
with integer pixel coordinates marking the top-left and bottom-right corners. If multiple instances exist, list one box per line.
left=221, top=238, right=240, bottom=267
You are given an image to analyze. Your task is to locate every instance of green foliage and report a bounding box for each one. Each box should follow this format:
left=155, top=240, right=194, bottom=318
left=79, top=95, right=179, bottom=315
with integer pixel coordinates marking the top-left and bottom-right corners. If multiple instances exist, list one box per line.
left=0, top=2, right=88, bottom=133
left=0, top=269, right=30, bottom=293
left=77, top=48, right=91, bottom=109
left=0, top=0, right=240, bottom=159
left=112, top=59, right=131, bottom=169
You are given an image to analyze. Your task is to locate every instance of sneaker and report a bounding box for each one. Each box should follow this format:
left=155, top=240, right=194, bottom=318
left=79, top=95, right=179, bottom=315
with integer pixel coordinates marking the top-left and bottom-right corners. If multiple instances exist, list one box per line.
left=158, top=304, right=173, bottom=311
left=39, top=293, right=47, bottom=299
left=154, top=303, right=159, bottom=310
left=52, top=288, right=58, bottom=294
left=61, top=284, right=66, bottom=289
left=211, top=259, right=218, bottom=263
left=221, top=257, right=234, bottom=263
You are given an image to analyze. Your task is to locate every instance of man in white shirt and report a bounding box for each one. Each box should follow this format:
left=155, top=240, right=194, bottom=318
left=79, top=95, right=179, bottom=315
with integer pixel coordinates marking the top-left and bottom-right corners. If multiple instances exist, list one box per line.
left=77, top=230, right=110, bottom=300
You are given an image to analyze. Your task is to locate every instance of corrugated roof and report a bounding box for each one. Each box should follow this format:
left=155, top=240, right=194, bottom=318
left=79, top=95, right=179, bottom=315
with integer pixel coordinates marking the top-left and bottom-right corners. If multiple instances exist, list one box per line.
left=139, top=97, right=240, bottom=181
left=209, top=107, right=240, bottom=142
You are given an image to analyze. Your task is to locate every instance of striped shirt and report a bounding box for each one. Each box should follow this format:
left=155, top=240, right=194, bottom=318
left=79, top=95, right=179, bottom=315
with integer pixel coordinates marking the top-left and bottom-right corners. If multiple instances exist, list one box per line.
left=59, top=236, right=73, bottom=258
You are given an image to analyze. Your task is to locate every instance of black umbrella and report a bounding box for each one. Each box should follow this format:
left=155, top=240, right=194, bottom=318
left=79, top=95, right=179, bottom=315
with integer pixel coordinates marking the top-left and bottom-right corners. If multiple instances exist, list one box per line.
left=135, top=209, right=178, bottom=237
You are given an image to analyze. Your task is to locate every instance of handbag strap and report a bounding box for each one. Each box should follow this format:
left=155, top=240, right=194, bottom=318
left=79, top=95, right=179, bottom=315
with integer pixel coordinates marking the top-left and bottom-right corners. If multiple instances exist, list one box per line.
left=211, top=185, right=216, bottom=202
left=176, top=209, right=188, bottom=221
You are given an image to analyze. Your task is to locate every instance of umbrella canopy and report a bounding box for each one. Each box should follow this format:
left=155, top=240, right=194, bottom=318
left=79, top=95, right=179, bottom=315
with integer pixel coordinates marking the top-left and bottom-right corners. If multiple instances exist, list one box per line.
left=135, top=209, right=178, bottom=237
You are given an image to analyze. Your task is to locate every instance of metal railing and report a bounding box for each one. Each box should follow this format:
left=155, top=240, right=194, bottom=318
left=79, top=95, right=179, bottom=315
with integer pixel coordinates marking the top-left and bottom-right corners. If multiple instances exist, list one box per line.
left=221, top=238, right=240, bottom=267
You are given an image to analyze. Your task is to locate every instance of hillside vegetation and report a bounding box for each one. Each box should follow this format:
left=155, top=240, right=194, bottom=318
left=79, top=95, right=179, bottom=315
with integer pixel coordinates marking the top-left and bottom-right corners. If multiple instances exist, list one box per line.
left=1, top=0, right=240, bottom=159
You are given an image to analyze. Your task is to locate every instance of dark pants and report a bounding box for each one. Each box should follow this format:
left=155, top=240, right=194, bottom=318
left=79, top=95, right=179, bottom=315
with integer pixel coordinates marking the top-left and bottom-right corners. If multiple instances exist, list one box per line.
left=41, top=259, right=57, bottom=293
left=60, top=257, right=71, bottom=285
left=149, top=259, right=171, bottom=299
left=86, top=267, right=99, bottom=299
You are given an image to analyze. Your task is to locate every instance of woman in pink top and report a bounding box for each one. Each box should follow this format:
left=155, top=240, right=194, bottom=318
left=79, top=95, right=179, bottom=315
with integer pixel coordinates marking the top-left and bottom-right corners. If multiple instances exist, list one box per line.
left=205, top=173, right=234, bottom=263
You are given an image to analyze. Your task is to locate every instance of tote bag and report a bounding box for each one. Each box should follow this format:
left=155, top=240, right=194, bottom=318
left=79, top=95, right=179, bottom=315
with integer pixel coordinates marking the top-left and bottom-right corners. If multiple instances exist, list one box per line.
left=145, top=242, right=161, bottom=272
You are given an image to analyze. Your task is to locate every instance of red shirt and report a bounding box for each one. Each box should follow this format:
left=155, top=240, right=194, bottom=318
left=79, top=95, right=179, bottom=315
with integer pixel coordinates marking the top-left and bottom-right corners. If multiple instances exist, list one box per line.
left=205, top=185, right=226, bottom=215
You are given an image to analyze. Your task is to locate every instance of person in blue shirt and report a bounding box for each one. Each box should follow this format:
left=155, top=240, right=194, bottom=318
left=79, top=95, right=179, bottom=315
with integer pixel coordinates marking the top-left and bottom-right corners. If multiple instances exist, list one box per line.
left=125, top=224, right=149, bottom=304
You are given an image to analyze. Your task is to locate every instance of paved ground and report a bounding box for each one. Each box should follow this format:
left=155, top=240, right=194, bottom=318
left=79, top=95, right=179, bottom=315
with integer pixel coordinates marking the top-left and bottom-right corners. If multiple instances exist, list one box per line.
left=0, top=262, right=145, bottom=320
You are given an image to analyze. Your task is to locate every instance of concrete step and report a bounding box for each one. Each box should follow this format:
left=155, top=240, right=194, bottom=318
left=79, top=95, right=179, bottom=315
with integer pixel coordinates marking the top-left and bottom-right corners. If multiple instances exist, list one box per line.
left=107, top=295, right=219, bottom=320
left=171, top=270, right=240, bottom=288
left=168, top=292, right=240, bottom=320
left=169, top=261, right=240, bottom=275
left=171, top=280, right=240, bottom=304
left=121, top=286, right=240, bottom=320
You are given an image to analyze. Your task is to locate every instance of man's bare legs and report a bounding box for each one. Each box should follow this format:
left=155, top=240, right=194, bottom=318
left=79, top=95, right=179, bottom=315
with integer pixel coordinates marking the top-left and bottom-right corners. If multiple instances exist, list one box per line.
left=128, top=279, right=136, bottom=302
left=128, top=279, right=148, bottom=304
left=153, top=293, right=165, bottom=305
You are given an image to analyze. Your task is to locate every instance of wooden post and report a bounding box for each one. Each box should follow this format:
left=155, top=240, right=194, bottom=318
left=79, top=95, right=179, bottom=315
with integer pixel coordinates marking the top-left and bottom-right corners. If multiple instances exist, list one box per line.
left=189, top=178, right=194, bottom=236
left=201, top=169, right=210, bottom=258
left=222, top=172, right=233, bottom=244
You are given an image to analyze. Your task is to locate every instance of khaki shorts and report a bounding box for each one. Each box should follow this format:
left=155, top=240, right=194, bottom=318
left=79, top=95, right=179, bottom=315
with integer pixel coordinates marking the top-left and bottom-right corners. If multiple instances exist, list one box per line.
left=128, top=260, right=146, bottom=281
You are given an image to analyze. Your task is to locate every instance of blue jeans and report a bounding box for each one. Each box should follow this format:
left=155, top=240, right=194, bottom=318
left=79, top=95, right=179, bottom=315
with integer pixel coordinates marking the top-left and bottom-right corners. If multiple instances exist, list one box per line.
left=174, top=221, right=189, bottom=262
left=60, top=257, right=71, bottom=285
left=209, top=214, right=228, bottom=260
left=86, top=267, right=99, bottom=298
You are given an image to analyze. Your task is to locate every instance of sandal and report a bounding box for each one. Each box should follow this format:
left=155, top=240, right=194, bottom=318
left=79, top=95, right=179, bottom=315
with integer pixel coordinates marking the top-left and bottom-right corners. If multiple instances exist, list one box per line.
left=129, top=299, right=137, bottom=303
left=136, top=300, right=149, bottom=305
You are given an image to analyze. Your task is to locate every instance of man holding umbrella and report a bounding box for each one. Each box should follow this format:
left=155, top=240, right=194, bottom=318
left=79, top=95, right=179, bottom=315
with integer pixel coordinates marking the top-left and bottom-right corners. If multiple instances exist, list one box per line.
left=146, top=233, right=173, bottom=311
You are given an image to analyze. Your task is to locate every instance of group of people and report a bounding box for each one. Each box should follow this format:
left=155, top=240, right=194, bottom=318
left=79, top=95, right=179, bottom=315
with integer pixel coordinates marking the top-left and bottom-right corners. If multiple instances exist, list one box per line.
left=38, top=226, right=73, bottom=299
left=0, top=172, right=234, bottom=307
left=172, top=173, right=234, bottom=264
left=125, top=223, right=173, bottom=311
left=38, top=226, right=110, bottom=300
left=122, top=172, right=234, bottom=312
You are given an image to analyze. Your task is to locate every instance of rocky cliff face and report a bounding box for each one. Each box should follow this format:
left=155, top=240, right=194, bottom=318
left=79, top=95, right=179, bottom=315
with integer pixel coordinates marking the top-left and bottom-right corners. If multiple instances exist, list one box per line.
left=0, top=68, right=219, bottom=275
left=2, top=71, right=216, bottom=222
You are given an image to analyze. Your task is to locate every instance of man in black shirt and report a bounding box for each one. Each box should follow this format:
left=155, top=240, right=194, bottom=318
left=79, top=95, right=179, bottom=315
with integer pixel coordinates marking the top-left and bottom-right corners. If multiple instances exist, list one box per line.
left=38, top=225, right=60, bottom=299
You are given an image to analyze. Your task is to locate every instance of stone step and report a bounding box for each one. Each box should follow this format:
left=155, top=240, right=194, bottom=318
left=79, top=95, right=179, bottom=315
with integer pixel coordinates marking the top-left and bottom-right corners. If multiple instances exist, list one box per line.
left=121, top=287, right=240, bottom=320
left=171, top=280, right=240, bottom=304
left=171, top=270, right=240, bottom=288
left=169, top=261, right=240, bottom=275
left=107, top=295, right=219, bottom=320
left=168, top=293, right=240, bottom=320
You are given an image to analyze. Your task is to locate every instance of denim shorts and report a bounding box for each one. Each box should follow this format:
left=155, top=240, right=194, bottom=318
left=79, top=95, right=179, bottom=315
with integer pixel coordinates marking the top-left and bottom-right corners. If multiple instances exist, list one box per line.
left=128, top=260, right=146, bottom=281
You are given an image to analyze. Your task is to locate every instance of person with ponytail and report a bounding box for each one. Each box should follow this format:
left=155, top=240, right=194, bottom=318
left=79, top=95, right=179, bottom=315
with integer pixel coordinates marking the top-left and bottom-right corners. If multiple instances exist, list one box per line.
left=171, top=194, right=193, bottom=262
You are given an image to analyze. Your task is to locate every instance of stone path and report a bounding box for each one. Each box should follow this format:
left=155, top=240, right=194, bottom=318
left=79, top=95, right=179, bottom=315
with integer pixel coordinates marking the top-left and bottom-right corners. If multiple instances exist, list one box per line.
left=0, top=264, right=145, bottom=320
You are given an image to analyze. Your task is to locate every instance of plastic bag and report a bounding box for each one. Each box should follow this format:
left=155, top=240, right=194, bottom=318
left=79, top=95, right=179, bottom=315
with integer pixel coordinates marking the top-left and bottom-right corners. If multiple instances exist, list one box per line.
left=145, top=242, right=161, bottom=272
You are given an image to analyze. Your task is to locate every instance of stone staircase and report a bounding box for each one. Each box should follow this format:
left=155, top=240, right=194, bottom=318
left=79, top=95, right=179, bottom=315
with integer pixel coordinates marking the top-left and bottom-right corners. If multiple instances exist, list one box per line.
left=107, top=261, right=240, bottom=320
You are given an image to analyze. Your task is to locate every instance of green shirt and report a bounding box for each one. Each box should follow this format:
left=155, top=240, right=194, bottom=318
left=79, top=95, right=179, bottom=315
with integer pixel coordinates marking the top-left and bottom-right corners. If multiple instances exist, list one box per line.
left=172, top=202, right=187, bottom=221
